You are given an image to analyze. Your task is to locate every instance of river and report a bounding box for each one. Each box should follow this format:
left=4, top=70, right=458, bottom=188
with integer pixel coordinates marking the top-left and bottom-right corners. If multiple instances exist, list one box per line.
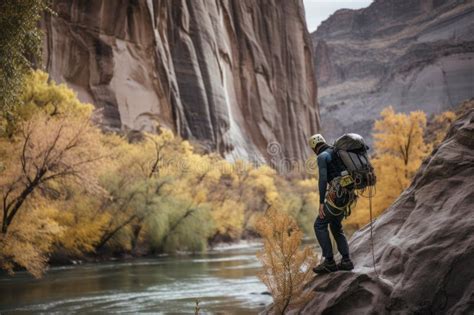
left=0, top=241, right=272, bottom=314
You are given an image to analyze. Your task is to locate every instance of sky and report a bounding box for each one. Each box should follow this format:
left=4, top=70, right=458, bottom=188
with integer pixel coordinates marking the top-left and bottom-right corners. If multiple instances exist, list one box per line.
left=302, top=0, right=373, bottom=33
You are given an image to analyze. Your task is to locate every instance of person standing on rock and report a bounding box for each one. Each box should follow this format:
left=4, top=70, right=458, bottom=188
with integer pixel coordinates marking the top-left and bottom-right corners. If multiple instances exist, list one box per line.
left=309, top=134, right=354, bottom=274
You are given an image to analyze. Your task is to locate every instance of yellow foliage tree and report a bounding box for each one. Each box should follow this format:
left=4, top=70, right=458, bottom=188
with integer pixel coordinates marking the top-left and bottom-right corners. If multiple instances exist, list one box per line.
left=373, top=107, right=430, bottom=189
left=53, top=195, right=110, bottom=256
left=347, top=107, right=431, bottom=227
left=20, top=70, right=94, bottom=118
left=1, top=70, right=94, bottom=137
left=211, top=199, right=244, bottom=240
left=0, top=202, right=63, bottom=278
left=238, top=164, right=282, bottom=231
left=96, top=129, right=218, bottom=253
left=1, top=112, right=104, bottom=234
left=95, top=134, right=166, bottom=252
left=256, top=208, right=316, bottom=314
left=0, top=71, right=104, bottom=276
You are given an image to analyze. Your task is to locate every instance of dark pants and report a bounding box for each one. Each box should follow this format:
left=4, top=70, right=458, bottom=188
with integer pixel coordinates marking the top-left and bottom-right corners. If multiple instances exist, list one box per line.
left=314, top=203, right=350, bottom=260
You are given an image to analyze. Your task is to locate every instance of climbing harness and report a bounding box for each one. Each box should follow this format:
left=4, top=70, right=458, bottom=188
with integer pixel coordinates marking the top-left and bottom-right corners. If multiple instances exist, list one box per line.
left=326, top=173, right=357, bottom=218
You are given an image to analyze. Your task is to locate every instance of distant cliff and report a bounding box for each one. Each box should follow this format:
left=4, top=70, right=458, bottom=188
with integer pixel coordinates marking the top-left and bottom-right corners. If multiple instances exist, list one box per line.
left=42, top=0, right=319, bottom=162
left=312, top=0, right=474, bottom=143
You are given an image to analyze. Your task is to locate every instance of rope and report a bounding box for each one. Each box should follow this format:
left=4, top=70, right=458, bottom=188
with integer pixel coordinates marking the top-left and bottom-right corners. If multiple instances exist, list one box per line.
left=368, top=186, right=379, bottom=277
left=324, top=203, right=344, bottom=216
left=329, top=171, right=379, bottom=276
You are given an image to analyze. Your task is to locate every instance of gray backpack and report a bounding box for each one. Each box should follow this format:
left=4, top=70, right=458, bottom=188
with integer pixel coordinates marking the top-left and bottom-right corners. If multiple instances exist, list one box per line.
left=333, top=133, right=376, bottom=190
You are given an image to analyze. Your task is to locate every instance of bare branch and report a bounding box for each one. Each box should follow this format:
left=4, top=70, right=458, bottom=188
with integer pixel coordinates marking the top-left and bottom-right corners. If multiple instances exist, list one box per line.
left=39, top=121, right=64, bottom=172
left=20, top=129, right=32, bottom=183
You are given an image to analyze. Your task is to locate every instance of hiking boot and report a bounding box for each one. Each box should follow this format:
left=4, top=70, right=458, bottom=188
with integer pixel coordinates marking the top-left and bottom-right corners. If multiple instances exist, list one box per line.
left=338, top=258, right=354, bottom=271
left=312, top=259, right=337, bottom=274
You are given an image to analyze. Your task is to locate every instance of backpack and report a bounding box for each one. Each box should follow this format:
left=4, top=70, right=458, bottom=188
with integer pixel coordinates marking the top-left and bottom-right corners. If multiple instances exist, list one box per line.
left=333, top=133, right=376, bottom=190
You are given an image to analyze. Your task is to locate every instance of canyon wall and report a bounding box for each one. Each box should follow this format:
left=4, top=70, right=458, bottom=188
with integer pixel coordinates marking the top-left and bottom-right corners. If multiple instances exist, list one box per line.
left=42, top=0, right=319, bottom=162
left=312, top=0, right=474, bottom=143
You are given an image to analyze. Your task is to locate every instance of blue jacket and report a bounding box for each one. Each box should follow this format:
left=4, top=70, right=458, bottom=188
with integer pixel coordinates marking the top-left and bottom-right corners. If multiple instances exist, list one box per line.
left=317, top=147, right=343, bottom=204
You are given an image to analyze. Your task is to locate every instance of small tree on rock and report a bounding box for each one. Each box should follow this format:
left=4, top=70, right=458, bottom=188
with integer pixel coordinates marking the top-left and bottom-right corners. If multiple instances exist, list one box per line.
left=256, top=207, right=316, bottom=314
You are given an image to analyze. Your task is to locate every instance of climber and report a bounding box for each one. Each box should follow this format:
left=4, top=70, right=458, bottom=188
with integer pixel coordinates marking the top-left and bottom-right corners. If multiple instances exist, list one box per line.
left=308, top=134, right=354, bottom=274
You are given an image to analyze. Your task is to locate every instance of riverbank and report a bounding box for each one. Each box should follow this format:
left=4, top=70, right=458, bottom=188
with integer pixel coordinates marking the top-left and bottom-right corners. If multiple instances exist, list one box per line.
left=46, top=238, right=265, bottom=267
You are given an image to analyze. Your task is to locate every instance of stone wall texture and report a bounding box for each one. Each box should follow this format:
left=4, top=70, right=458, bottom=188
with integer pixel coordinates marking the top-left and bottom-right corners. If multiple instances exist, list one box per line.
left=42, top=0, right=319, bottom=162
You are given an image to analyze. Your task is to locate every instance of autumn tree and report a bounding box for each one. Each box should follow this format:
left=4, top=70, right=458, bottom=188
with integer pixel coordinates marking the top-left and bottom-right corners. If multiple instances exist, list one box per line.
left=374, top=107, right=430, bottom=186
left=0, top=202, right=63, bottom=277
left=152, top=147, right=220, bottom=252
left=210, top=198, right=244, bottom=241
left=1, top=112, right=104, bottom=233
left=95, top=129, right=217, bottom=253
left=0, top=70, right=105, bottom=275
left=94, top=134, right=168, bottom=252
left=146, top=197, right=214, bottom=253
left=228, top=163, right=282, bottom=234
left=52, top=193, right=110, bottom=257
left=0, top=112, right=104, bottom=275
left=256, top=207, right=316, bottom=314
left=2, top=70, right=97, bottom=137
left=347, top=107, right=431, bottom=227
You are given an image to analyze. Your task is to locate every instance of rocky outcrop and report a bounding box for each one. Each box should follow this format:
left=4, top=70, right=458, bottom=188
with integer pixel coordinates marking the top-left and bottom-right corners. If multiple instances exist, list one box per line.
left=292, top=105, right=474, bottom=314
left=312, top=0, right=474, bottom=143
left=42, top=0, right=319, bottom=162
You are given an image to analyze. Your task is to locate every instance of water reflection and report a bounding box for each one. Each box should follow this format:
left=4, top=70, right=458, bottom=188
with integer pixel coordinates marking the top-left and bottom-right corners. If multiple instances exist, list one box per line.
left=0, top=242, right=271, bottom=314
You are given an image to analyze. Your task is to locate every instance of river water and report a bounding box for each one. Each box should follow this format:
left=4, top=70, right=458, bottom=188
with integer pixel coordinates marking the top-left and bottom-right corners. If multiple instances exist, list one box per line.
left=0, top=242, right=272, bottom=314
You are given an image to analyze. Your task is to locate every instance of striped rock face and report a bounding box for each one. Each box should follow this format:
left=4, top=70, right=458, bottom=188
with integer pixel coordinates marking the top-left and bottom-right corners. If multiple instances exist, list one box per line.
left=42, top=0, right=320, bottom=164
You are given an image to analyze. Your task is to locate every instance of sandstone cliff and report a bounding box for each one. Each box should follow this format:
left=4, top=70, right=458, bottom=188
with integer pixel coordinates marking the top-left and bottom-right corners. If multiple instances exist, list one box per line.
left=312, top=0, right=474, bottom=143
left=42, top=0, right=319, bottom=162
left=289, top=104, right=474, bottom=314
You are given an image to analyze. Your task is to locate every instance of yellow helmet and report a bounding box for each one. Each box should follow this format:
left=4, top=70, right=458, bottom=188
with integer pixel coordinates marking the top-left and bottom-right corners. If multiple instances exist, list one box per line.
left=308, top=134, right=326, bottom=150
